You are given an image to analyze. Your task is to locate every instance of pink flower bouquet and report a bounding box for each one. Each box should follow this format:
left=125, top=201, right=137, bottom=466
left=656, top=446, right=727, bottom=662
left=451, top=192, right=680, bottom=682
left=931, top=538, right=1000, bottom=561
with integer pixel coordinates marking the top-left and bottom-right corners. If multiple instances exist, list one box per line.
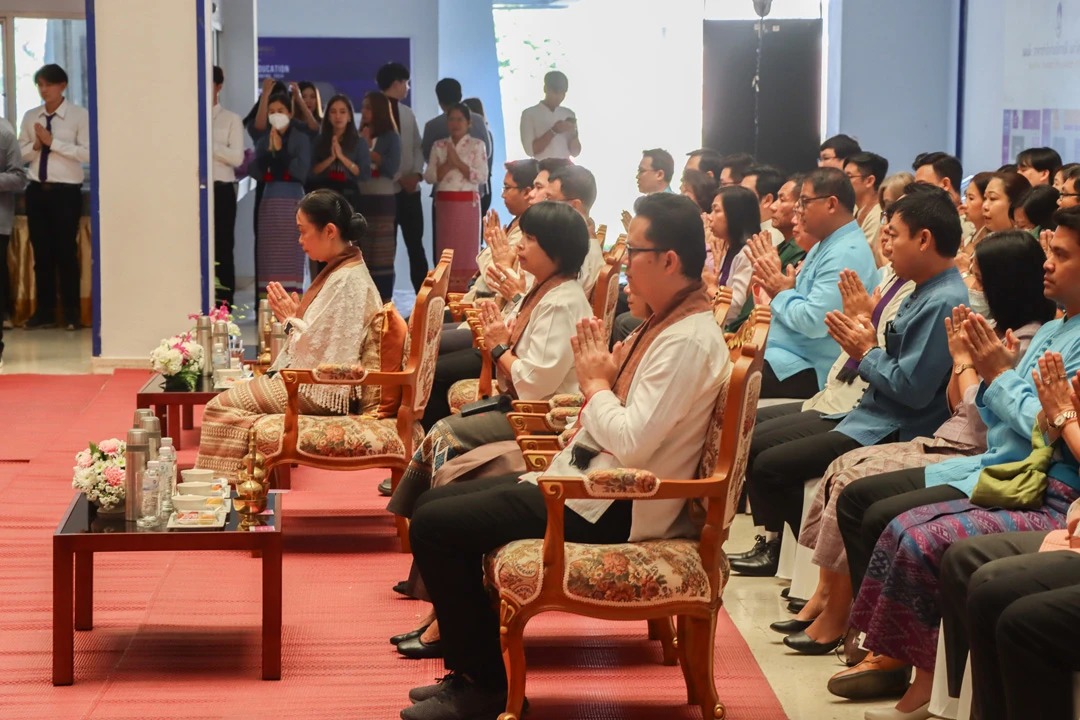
left=72, top=438, right=128, bottom=511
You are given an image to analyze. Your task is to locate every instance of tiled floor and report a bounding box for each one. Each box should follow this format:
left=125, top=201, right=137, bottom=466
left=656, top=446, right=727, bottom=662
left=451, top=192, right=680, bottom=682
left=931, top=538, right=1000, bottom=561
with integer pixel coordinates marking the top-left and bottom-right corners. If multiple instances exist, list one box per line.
left=1, top=326, right=886, bottom=720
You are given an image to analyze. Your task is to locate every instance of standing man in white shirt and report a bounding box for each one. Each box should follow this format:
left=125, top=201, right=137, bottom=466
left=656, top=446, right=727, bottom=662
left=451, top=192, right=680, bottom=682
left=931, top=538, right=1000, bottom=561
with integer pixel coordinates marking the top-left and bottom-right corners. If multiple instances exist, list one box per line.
left=18, top=64, right=89, bottom=330
left=378, top=62, right=428, bottom=293
left=519, top=70, right=580, bottom=161
left=211, top=66, right=244, bottom=307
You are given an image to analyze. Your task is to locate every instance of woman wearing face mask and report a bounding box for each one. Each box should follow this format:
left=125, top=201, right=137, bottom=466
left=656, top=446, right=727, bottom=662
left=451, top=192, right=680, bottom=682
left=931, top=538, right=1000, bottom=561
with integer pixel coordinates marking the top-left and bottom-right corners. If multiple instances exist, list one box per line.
left=356, top=92, right=402, bottom=301
left=195, top=190, right=383, bottom=475
left=425, top=102, right=490, bottom=293
left=982, top=171, right=1032, bottom=233
left=784, top=231, right=1055, bottom=682
left=248, top=91, right=312, bottom=297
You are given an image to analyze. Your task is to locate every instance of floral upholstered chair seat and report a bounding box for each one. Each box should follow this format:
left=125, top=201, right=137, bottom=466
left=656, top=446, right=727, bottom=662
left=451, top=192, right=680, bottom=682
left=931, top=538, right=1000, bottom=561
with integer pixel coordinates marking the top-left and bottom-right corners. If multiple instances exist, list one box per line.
left=254, top=413, right=424, bottom=461
left=486, top=537, right=729, bottom=609
left=448, top=378, right=481, bottom=415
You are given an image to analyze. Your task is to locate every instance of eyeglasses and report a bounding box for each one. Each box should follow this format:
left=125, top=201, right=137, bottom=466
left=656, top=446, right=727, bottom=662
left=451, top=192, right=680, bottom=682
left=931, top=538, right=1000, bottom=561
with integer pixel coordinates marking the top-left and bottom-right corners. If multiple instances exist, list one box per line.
left=818, top=154, right=836, bottom=165
left=502, top=184, right=522, bottom=193
left=845, top=174, right=867, bottom=181
left=1061, top=192, right=1080, bottom=199
left=795, top=195, right=832, bottom=211
left=626, top=246, right=667, bottom=258
left=636, top=167, right=650, bottom=176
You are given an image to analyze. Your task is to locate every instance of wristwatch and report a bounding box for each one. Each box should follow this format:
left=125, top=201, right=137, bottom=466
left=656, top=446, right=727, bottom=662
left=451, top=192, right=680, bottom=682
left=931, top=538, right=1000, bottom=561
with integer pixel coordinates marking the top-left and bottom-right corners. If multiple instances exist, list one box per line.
left=953, top=363, right=975, bottom=375
left=491, top=343, right=510, bottom=362
left=1051, top=410, right=1078, bottom=431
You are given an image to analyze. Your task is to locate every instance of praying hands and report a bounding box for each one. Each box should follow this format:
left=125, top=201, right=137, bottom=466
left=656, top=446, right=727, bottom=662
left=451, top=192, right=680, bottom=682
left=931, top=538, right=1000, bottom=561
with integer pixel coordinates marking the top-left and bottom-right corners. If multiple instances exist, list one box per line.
left=747, top=230, right=795, bottom=297
left=572, top=317, right=619, bottom=399
left=824, top=309, right=877, bottom=362
left=1033, top=351, right=1075, bottom=429
left=266, top=281, right=300, bottom=322
left=961, top=312, right=1019, bottom=385
left=477, top=300, right=511, bottom=347
left=838, top=269, right=879, bottom=320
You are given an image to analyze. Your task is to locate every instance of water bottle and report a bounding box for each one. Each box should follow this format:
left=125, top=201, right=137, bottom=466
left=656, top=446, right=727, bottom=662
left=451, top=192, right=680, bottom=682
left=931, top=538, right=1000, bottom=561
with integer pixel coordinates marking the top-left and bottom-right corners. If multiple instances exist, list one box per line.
left=212, top=342, right=228, bottom=371
left=137, top=461, right=163, bottom=528
left=158, top=439, right=177, bottom=513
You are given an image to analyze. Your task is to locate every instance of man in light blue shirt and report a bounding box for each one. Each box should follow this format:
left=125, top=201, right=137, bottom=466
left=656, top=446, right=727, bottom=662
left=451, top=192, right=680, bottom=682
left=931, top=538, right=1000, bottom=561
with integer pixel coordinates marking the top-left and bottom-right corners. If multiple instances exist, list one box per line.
left=836, top=205, right=1080, bottom=598
left=751, top=167, right=879, bottom=398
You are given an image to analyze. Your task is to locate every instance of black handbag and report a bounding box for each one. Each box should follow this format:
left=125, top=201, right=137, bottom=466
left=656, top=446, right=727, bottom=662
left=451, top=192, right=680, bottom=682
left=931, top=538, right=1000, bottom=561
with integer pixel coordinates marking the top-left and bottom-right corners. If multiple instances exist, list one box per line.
left=459, top=393, right=514, bottom=418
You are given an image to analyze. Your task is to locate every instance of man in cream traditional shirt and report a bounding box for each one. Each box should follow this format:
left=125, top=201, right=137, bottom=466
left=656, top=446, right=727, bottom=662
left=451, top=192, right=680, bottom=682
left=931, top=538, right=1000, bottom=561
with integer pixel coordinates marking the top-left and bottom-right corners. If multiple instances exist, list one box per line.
left=742, top=165, right=787, bottom=246
left=18, top=63, right=89, bottom=330
left=843, top=151, right=888, bottom=247
left=211, top=66, right=244, bottom=306
left=519, top=70, right=580, bottom=160
left=403, top=192, right=729, bottom=720
left=378, top=62, right=428, bottom=292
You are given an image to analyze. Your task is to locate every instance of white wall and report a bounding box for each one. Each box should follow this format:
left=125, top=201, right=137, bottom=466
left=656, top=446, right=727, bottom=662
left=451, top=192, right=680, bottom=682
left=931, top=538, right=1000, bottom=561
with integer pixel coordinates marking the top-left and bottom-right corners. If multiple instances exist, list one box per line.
left=94, top=0, right=209, bottom=365
left=832, top=0, right=960, bottom=174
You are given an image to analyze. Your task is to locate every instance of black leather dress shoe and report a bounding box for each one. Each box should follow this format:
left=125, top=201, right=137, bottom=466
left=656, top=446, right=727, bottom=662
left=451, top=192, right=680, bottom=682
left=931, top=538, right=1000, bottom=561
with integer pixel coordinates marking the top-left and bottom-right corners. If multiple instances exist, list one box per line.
left=783, top=630, right=843, bottom=655
left=391, top=624, right=430, bottom=645
left=769, top=618, right=813, bottom=635
left=393, top=580, right=413, bottom=597
left=727, top=534, right=767, bottom=562
left=780, top=586, right=790, bottom=599
left=397, top=635, right=443, bottom=659
left=787, top=598, right=808, bottom=614
left=378, top=478, right=393, bottom=496
left=729, top=538, right=781, bottom=576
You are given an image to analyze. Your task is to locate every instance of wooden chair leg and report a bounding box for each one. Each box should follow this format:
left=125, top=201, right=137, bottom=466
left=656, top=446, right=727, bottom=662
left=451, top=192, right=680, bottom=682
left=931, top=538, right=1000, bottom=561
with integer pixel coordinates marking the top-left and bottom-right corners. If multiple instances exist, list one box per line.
left=389, top=468, right=411, bottom=553
left=648, top=617, right=678, bottom=666
left=498, top=613, right=528, bottom=720
left=274, top=465, right=291, bottom=490
left=676, top=615, right=698, bottom=705
left=684, top=614, right=724, bottom=719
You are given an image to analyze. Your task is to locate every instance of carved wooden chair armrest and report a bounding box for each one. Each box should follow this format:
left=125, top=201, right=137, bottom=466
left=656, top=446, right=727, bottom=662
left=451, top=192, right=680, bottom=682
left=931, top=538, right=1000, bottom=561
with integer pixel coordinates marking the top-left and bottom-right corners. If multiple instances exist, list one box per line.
left=507, top=413, right=553, bottom=437
left=515, top=435, right=562, bottom=455
left=510, top=400, right=547, bottom=414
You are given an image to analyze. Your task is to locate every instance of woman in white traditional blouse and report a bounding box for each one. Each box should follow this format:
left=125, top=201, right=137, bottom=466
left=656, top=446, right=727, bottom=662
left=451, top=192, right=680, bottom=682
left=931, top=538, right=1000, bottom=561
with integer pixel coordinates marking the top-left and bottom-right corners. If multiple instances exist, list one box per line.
left=426, top=102, right=489, bottom=289
left=195, top=190, right=382, bottom=475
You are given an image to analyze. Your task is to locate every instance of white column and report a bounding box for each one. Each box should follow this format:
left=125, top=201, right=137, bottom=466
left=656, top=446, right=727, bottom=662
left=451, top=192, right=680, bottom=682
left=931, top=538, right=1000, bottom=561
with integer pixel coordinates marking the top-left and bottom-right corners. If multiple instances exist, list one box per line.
left=92, top=0, right=214, bottom=369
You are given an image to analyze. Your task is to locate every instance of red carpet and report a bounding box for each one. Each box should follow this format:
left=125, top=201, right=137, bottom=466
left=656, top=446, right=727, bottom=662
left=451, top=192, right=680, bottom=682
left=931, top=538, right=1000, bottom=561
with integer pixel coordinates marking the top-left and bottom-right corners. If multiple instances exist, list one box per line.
left=0, top=371, right=787, bottom=719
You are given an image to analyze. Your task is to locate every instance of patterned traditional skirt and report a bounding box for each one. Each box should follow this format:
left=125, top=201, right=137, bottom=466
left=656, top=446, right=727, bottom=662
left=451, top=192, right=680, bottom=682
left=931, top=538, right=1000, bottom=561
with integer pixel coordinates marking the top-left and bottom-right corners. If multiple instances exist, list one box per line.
left=434, top=190, right=481, bottom=292
left=356, top=192, right=397, bottom=301
left=256, top=184, right=306, bottom=296
left=799, top=436, right=976, bottom=574
left=194, top=374, right=334, bottom=478
left=386, top=410, right=517, bottom=519
left=850, top=478, right=1079, bottom=670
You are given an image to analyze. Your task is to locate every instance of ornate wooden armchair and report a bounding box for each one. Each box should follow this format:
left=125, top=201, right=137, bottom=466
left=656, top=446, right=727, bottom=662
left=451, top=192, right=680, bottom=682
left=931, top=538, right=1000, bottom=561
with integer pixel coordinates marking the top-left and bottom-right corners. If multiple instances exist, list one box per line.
left=604, top=232, right=627, bottom=263
left=485, top=308, right=770, bottom=720
left=446, top=242, right=627, bottom=416
left=252, top=250, right=453, bottom=550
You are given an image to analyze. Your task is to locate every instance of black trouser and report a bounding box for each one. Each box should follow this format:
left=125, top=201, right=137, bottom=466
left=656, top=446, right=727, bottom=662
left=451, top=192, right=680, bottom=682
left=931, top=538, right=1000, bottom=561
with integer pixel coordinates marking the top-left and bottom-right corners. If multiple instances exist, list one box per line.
left=396, top=189, right=427, bottom=292
left=939, top=531, right=1048, bottom=698
left=439, top=324, right=475, bottom=355
left=0, top=232, right=10, bottom=319
left=421, top=347, right=483, bottom=431
left=747, top=405, right=862, bottom=538
left=610, top=310, right=644, bottom=348
left=965, top=539, right=1080, bottom=720
left=760, top=361, right=819, bottom=400
left=214, top=182, right=238, bottom=306
left=410, top=473, right=632, bottom=689
left=836, top=467, right=966, bottom=595
left=430, top=197, right=439, bottom=266
left=26, top=181, right=81, bottom=324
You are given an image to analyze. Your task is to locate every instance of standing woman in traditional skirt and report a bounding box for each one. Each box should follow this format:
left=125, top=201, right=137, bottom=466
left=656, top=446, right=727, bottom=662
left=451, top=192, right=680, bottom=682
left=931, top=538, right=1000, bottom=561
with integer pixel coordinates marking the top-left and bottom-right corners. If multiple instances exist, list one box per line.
left=248, top=91, right=311, bottom=297
left=357, top=92, right=402, bottom=301
left=425, top=102, right=489, bottom=292
left=309, top=95, right=370, bottom=275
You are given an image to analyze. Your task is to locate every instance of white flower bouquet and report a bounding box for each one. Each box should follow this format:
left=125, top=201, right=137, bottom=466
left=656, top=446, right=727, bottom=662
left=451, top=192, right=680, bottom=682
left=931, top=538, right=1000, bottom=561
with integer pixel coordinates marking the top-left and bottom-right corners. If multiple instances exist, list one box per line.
left=150, top=332, right=205, bottom=391
left=72, top=438, right=127, bottom=512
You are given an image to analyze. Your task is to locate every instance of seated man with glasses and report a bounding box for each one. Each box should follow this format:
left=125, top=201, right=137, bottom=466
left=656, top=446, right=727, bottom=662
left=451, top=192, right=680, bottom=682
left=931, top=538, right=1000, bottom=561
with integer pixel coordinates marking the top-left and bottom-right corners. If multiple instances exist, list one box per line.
left=748, top=166, right=879, bottom=399
left=731, top=187, right=969, bottom=585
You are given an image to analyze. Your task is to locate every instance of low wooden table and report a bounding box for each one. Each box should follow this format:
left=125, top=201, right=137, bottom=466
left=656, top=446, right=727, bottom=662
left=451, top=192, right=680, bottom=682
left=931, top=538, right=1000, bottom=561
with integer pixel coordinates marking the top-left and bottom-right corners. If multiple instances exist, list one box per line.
left=52, top=492, right=283, bottom=685
left=135, top=374, right=221, bottom=450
